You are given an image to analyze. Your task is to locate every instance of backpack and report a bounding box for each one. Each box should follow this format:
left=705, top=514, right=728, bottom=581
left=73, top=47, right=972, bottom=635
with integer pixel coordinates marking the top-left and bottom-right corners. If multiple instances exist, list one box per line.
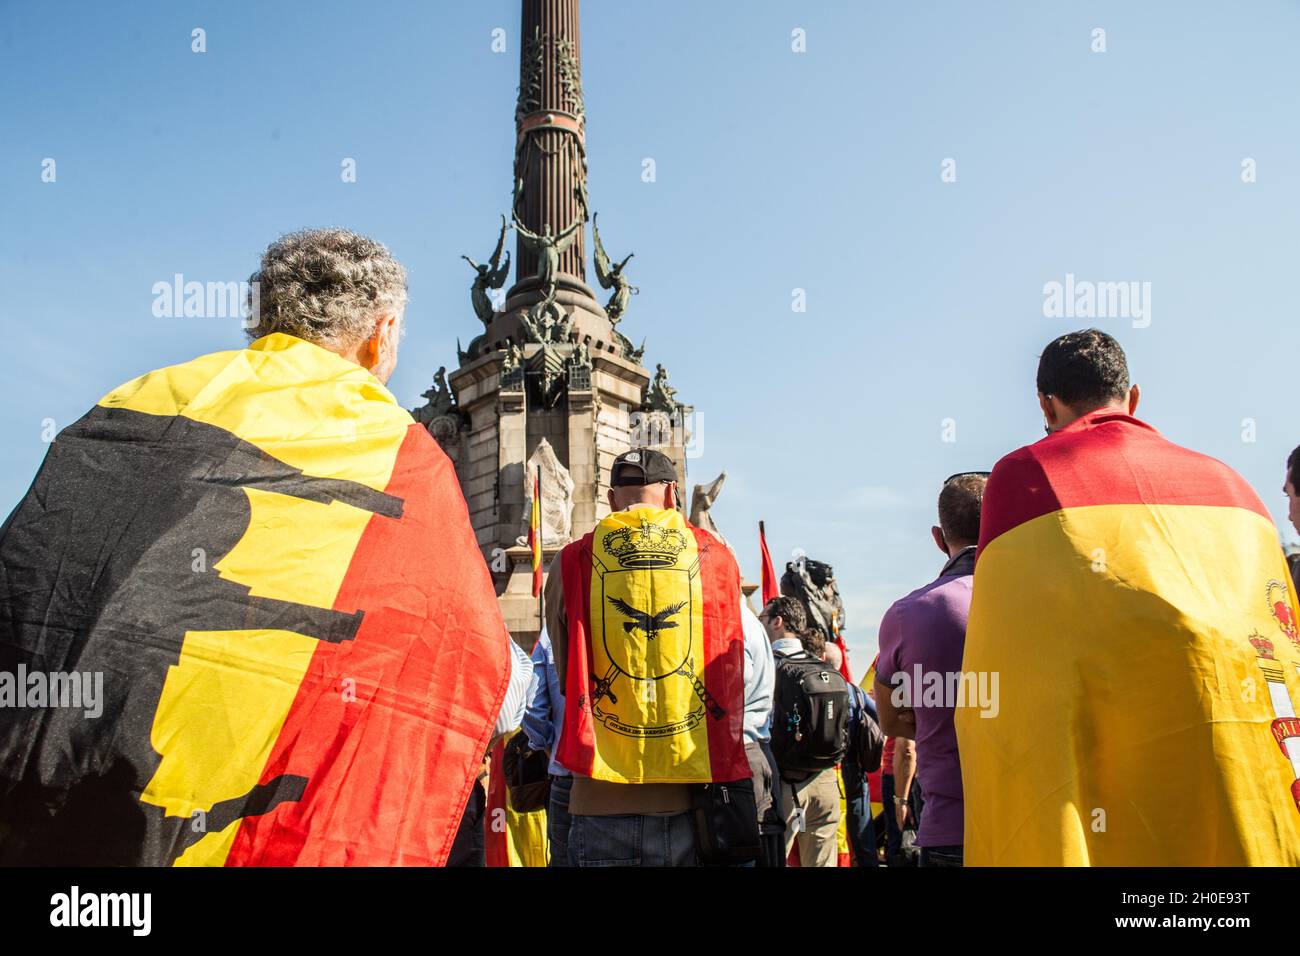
left=502, top=732, right=551, bottom=813
left=770, top=651, right=850, bottom=782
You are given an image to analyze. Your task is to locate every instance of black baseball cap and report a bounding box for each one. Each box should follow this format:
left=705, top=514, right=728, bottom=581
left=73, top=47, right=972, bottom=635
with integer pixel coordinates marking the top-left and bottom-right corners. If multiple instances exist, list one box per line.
left=610, top=448, right=677, bottom=487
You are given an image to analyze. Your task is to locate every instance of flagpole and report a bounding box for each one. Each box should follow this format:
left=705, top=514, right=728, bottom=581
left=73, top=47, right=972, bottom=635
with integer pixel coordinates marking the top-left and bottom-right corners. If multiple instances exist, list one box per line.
left=537, top=464, right=544, bottom=639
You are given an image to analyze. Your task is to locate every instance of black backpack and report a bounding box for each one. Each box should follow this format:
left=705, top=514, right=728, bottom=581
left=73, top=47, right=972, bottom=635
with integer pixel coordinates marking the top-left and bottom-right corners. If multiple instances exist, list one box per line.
left=771, top=651, right=850, bottom=782
left=502, top=732, right=551, bottom=813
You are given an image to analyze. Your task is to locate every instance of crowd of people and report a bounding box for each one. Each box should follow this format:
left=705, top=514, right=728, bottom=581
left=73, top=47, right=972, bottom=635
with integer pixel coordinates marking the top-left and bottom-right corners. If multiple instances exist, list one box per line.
left=1, top=228, right=1297, bottom=867
left=490, top=327, right=1300, bottom=867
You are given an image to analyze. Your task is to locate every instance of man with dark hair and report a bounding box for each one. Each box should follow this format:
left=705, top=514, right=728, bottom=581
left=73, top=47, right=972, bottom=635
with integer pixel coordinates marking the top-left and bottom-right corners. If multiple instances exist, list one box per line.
left=958, top=330, right=1300, bottom=866
left=761, top=595, right=808, bottom=640
left=1035, top=327, right=1135, bottom=419
left=874, top=472, right=985, bottom=867
left=760, top=597, right=844, bottom=866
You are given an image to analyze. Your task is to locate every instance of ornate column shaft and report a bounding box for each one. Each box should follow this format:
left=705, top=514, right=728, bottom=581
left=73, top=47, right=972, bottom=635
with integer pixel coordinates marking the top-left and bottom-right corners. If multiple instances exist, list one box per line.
left=511, top=0, right=592, bottom=302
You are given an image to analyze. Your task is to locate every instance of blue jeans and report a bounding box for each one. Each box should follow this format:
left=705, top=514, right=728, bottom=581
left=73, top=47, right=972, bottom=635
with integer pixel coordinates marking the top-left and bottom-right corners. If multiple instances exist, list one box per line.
left=570, top=812, right=698, bottom=867
left=920, top=844, right=963, bottom=867
left=547, top=775, right=572, bottom=868
left=843, top=768, right=878, bottom=867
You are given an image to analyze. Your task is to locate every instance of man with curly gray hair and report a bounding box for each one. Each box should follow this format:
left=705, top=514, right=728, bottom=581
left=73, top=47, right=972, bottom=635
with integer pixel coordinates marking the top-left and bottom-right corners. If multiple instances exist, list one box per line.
left=245, top=227, right=409, bottom=382
left=0, top=226, right=532, bottom=867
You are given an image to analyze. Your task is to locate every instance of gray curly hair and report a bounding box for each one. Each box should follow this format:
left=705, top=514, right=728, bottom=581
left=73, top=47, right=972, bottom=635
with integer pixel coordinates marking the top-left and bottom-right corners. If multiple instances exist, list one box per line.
left=245, top=228, right=408, bottom=347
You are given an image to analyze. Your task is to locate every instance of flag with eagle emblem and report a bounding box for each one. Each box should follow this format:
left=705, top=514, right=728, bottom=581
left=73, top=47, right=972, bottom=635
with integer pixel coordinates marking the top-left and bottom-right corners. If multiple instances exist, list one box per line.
left=0, top=332, right=511, bottom=866
left=555, top=506, right=749, bottom=783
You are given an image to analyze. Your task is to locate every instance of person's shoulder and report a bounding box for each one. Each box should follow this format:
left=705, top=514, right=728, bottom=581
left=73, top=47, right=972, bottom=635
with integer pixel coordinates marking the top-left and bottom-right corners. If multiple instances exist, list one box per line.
left=877, top=596, right=913, bottom=661
left=883, top=577, right=941, bottom=620
left=97, top=346, right=245, bottom=414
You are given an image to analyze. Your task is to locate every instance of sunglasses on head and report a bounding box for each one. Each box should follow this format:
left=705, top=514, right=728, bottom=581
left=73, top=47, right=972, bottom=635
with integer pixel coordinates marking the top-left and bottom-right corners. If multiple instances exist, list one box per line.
left=944, top=471, right=992, bottom=484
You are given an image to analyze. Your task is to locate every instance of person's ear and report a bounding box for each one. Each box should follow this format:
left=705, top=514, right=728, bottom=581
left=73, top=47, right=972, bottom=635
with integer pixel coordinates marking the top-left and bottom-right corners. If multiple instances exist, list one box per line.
left=665, top=482, right=678, bottom=511
left=1127, top=383, right=1140, bottom=416
left=607, top=488, right=617, bottom=512
left=1038, top=391, right=1058, bottom=431
left=364, top=312, right=400, bottom=380
left=932, top=526, right=948, bottom=555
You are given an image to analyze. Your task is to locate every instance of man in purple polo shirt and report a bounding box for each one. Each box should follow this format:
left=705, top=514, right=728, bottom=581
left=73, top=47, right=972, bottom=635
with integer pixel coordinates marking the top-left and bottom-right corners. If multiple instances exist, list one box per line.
left=874, top=471, right=985, bottom=867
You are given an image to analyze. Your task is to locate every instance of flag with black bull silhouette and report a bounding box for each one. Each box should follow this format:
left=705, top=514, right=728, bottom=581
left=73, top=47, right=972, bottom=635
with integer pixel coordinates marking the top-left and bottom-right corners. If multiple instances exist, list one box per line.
left=0, top=332, right=510, bottom=866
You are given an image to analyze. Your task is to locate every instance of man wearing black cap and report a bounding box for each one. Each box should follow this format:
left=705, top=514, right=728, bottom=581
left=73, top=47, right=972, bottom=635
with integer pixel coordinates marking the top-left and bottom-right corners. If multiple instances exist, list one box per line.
left=544, top=448, right=756, bottom=866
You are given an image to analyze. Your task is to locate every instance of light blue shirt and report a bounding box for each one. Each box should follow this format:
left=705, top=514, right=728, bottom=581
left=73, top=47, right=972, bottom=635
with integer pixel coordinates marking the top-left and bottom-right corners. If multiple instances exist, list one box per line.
left=521, top=629, right=569, bottom=777
left=742, top=601, right=775, bottom=744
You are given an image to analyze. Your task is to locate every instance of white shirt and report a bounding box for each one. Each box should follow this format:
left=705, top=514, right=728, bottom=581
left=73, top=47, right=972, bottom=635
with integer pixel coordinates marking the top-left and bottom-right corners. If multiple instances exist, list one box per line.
left=493, top=638, right=535, bottom=737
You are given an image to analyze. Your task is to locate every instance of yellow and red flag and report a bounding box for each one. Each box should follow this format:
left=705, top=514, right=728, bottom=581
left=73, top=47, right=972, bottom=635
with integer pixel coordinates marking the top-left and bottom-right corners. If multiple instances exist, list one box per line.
left=529, top=467, right=542, bottom=598
left=556, top=507, right=749, bottom=783
left=484, top=733, right=550, bottom=867
left=958, top=410, right=1300, bottom=866
left=0, top=333, right=511, bottom=866
left=759, top=520, right=779, bottom=606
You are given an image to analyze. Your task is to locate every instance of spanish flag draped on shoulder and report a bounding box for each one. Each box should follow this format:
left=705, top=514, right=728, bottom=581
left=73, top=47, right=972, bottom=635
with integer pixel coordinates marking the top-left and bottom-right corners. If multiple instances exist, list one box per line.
left=957, top=410, right=1300, bottom=866
left=556, top=506, right=749, bottom=783
left=0, top=333, right=511, bottom=866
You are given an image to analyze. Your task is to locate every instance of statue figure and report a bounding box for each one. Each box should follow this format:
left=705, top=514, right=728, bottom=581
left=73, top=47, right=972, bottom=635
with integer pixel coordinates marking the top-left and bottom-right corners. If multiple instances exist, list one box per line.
left=461, top=215, right=511, bottom=327
left=781, top=557, right=846, bottom=645
left=592, top=213, right=637, bottom=326
left=515, top=438, right=576, bottom=546
left=646, top=363, right=678, bottom=412
left=502, top=341, right=523, bottom=377
left=552, top=308, right=574, bottom=344
left=689, top=471, right=728, bottom=543
left=527, top=290, right=572, bottom=343
left=570, top=340, right=591, bottom=371
left=513, top=214, right=581, bottom=301
left=517, top=309, right=543, bottom=344
left=411, top=366, right=455, bottom=427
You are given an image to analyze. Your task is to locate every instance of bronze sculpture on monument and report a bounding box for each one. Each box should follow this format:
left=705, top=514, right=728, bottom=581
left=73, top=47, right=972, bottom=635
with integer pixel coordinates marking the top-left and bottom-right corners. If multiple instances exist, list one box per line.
left=592, top=213, right=637, bottom=327
left=461, top=215, right=512, bottom=327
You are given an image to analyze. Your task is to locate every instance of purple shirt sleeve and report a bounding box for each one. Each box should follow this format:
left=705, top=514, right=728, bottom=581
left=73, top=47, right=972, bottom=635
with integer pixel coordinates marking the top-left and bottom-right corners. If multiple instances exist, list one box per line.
left=875, top=603, right=904, bottom=687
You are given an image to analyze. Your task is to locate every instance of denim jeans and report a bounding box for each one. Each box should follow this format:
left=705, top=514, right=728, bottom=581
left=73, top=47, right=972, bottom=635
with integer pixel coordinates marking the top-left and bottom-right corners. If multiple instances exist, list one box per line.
left=920, top=844, right=964, bottom=867
left=569, top=811, right=698, bottom=867
left=547, top=775, right=573, bottom=868
left=843, top=771, right=878, bottom=867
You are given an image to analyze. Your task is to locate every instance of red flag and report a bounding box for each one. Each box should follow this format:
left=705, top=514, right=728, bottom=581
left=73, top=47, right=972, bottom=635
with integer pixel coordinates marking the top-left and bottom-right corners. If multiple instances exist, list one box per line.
left=528, top=467, right=542, bottom=598
left=484, top=740, right=509, bottom=867
left=759, top=520, right=779, bottom=606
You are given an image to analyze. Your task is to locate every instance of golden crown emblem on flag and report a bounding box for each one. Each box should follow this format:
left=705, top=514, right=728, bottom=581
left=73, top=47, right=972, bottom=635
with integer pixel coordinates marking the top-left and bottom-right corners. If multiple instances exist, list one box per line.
left=603, top=519, right=689, bottom=569
left=1248, top=632, right=1276, bottom=660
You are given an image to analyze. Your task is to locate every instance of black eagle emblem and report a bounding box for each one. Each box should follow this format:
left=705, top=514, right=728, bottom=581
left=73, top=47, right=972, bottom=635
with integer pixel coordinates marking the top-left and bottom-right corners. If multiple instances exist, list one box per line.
left=606, top=597, right=687, bottom=639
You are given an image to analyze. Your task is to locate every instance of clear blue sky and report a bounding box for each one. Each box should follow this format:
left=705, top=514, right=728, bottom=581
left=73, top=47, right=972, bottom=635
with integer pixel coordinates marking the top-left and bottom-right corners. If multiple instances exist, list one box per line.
left=3, top=0, right=1298, bottom=668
